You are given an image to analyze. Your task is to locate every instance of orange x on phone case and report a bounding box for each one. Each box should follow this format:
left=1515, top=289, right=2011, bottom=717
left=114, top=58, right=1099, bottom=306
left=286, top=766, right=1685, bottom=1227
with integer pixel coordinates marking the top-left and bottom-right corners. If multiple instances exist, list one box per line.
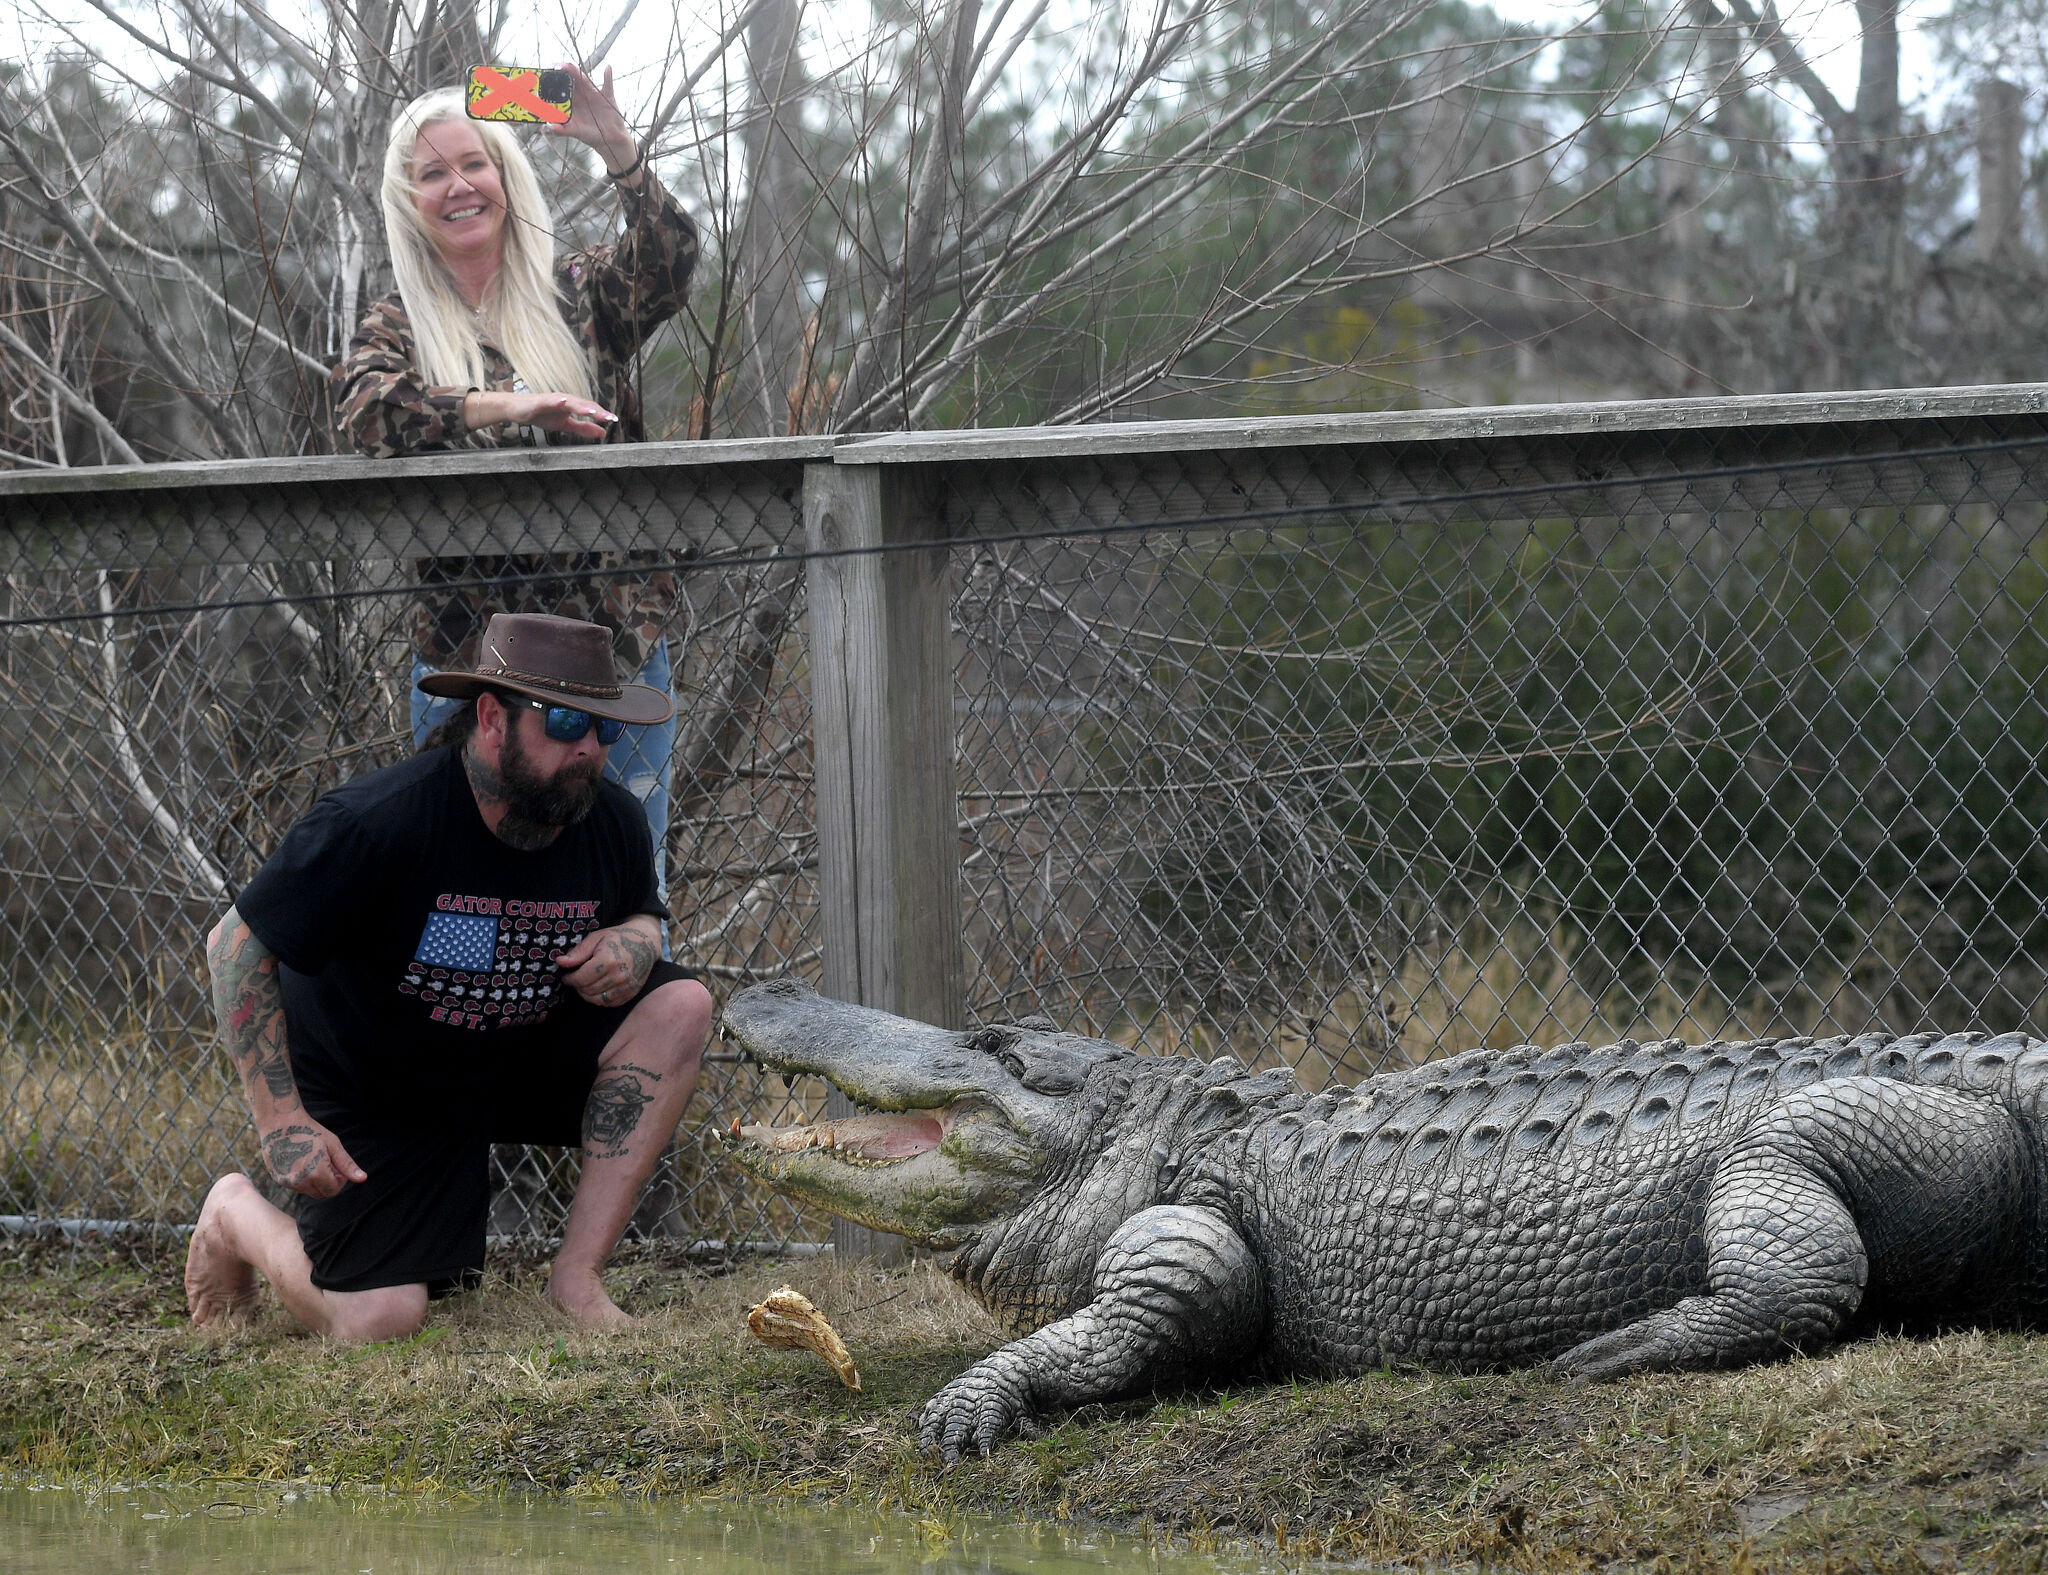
left=466, top=67, right=572, bottom=125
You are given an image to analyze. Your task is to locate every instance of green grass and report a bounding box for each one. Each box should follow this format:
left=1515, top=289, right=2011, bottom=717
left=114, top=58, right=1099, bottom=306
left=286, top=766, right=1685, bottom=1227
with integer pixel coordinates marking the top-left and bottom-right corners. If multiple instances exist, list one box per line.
left=11, top=1237, right=2048, bottom=1570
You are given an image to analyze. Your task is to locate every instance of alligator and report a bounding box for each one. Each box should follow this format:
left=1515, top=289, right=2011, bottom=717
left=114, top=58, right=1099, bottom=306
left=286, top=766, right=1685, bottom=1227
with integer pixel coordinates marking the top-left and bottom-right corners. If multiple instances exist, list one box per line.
left=717, top=979, right=2048, bottom=1459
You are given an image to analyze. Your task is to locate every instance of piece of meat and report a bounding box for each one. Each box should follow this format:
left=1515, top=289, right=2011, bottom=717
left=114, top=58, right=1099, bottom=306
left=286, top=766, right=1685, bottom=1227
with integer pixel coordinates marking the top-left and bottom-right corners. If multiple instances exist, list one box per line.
left=746, top=1285, right=862, bottom=1391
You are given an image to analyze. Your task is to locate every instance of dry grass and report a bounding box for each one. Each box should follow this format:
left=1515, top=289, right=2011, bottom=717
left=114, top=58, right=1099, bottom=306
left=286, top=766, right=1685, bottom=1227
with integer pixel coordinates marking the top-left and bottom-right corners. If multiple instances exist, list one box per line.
left=11, top=1238, right=2048, bottom=1571
left=0, top=1045, right=239, bottom=1224
left=1385, top=912, right=1953, bottom=1070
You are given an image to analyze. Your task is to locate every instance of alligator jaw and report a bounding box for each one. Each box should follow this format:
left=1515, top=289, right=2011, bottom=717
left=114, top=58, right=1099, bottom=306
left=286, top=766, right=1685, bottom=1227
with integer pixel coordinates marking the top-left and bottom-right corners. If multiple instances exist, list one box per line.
left=718, top=1096, right=1024, bottom=1242
left=729, top=1109, right=949, bottom=1168
left=712, top=980, right=1060, bottom=1243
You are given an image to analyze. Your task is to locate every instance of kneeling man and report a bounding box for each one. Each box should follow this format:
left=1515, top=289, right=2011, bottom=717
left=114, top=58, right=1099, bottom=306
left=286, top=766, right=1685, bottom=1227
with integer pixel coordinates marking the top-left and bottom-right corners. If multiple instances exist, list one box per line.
left=185, top=613, right=713, bottom=1338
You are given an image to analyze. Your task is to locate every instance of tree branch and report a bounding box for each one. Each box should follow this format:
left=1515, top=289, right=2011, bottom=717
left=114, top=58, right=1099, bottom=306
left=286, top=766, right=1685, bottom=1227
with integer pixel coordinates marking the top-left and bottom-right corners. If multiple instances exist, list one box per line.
left=39, top=99, right=331, bottom=381
left=0, top=91, right=254, bottom=456
left=0, top=320, right=144, bottom=465
left=1718, top=0, right=1853, bottom=140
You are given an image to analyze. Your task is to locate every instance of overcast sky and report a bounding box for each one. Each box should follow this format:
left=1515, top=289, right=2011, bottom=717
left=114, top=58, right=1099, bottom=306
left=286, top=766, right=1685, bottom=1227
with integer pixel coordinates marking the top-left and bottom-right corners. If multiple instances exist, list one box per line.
left=10, top=0, right=1953, bottom=142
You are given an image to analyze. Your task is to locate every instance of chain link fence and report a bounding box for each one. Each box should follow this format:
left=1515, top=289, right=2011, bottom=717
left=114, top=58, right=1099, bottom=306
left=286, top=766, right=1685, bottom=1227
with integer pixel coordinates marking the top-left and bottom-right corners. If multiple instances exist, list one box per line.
left=7, top=390, right=2048, bottom=1247
left=0, top=446, right=826, bottom=1246
left=931, top=401, right=2048, bottom=1078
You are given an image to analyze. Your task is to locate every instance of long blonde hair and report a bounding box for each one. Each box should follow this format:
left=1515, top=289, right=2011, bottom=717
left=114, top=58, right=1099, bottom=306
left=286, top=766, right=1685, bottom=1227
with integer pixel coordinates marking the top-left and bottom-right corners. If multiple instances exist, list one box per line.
left=380, top=88, right=594, bottom=408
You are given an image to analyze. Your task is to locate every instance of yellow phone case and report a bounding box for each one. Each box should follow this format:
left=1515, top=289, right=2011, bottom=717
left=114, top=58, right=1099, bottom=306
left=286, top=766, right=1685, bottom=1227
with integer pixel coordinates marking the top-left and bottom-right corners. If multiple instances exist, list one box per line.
left=466, top=68, right=572, bottom=125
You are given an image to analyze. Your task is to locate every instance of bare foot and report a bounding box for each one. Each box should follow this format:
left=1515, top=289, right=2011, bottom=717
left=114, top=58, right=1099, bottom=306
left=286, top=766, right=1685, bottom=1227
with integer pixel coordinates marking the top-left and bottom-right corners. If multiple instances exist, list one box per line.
left=185, top=1173, right=260, bottom=1327
left=547, top=1264, right=638, bottom=1330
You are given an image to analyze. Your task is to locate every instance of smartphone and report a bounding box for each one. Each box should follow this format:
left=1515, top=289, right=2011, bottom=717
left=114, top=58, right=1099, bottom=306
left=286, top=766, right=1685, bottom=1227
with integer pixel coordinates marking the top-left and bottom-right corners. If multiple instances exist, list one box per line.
left=465, top=66, right=574, bottom=125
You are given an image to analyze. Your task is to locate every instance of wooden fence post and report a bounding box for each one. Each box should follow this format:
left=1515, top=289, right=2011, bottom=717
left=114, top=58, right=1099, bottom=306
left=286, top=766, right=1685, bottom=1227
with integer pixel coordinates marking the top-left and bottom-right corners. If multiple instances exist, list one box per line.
left=802, top=459, right=963, bottom=1264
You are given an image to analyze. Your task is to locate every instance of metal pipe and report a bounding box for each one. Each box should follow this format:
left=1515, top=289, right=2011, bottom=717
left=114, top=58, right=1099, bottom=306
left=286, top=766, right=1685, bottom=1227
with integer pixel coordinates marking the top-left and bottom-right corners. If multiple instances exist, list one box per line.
left=0, top=1213, right=831, bottom=1256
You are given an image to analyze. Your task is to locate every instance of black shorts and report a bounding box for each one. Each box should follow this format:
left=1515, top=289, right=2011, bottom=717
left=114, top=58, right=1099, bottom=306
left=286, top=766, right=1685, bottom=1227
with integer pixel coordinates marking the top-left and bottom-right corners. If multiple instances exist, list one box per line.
left=295, top=959, right=696, bottom=1295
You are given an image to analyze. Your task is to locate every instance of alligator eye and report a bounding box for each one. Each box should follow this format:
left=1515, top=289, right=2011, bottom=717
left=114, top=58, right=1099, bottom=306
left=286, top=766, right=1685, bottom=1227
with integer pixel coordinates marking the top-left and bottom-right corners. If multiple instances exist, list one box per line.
left=968, top=1027, right=1029, bottom=1080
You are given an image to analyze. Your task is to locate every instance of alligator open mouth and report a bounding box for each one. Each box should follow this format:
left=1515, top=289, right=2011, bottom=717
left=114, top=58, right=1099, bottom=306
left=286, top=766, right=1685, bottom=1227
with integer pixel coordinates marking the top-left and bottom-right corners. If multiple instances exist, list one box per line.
left=728, top=1107, right=955, bottom=1168
left=712, top=980, right=1058, bottom=1241
left=719, top=1089, right=1027, bottom=1240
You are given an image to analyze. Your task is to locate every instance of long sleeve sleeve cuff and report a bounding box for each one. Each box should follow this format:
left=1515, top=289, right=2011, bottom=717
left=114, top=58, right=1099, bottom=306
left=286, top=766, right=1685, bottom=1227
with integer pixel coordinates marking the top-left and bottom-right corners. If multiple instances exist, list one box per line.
left=431, top=387, right=474, bottom=440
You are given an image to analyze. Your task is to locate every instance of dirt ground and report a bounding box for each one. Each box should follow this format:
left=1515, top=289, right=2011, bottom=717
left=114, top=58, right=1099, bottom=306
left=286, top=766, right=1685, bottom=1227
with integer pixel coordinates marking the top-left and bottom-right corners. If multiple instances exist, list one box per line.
left=9, top=1233, right=2048, bottom=1572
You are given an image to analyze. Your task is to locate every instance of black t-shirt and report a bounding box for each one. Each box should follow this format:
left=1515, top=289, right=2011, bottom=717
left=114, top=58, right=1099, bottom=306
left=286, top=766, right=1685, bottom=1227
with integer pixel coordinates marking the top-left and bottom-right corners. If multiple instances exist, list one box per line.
left=235, top=746, right=665, bottom=1109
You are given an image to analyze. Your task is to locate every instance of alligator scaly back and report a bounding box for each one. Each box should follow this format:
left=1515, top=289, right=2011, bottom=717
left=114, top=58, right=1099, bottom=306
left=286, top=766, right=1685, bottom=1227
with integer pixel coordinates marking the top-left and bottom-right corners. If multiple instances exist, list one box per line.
left=1256, top=1030, right=2048, bottom=1180
left=1233, top=1030, right=2048, bottom=1378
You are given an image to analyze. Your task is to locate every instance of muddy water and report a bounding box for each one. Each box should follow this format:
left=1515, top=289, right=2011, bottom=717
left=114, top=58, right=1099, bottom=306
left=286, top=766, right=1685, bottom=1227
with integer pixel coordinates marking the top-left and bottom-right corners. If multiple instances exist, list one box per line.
left=0, top=1484, right=1285, bottom=1574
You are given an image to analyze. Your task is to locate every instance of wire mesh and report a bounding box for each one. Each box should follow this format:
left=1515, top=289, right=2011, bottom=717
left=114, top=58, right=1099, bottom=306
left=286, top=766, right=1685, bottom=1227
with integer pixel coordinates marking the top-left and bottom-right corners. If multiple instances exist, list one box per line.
left=0, top=453, right=828, bottom=1245
left=935, top=413, right=2048, bottom=1081
left=6, top=405, right=2048, bottom=1244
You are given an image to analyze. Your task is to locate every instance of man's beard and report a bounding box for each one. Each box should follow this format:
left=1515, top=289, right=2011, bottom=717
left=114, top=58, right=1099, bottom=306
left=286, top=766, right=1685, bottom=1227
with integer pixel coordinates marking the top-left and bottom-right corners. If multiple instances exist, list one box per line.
left=496, top=717, right=603, bottom=846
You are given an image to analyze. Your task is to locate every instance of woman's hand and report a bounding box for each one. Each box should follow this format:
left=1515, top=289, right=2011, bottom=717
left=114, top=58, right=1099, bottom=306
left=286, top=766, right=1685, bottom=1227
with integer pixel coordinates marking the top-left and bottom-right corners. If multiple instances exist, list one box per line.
left=547, top=63, right=641, bottom=185
left=465, top=388, right=618, bottom=440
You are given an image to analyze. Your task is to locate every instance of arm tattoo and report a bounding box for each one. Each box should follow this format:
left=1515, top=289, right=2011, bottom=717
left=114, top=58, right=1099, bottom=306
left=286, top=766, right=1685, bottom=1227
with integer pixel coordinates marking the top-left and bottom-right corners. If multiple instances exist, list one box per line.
left=583, top=1062, right=660, bottom=1157
left=256, top=1050, right=297, bottom=1102
left=262, top=1124, right=320, bottom=1186
left=209, top=907, right=300, bottom=1114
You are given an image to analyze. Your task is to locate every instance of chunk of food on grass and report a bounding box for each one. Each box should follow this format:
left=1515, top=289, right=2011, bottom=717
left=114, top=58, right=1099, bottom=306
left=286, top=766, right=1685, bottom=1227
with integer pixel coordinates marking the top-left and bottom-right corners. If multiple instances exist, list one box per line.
left=747, top=1285, right=861, bottom=1391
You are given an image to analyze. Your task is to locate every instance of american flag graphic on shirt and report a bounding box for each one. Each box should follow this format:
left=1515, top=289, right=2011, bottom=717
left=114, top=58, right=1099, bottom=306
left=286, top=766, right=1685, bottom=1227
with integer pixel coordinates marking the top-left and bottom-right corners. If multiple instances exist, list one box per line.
left=415, top=912, right=498, bottom=969
left=398, top=898, right=598, bottom=1031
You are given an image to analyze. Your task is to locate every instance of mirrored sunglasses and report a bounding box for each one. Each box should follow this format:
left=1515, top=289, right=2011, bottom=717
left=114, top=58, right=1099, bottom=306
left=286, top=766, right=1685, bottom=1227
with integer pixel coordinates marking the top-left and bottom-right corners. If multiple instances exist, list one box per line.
left=504, top=694, right=627, bottom=746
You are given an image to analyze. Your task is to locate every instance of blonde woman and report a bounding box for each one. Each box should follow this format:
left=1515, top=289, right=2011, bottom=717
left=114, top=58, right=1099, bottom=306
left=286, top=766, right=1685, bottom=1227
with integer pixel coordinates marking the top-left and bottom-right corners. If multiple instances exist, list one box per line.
left=333, top=65, right=696, bottom=455
left=332, top=69, right=696, bottom=922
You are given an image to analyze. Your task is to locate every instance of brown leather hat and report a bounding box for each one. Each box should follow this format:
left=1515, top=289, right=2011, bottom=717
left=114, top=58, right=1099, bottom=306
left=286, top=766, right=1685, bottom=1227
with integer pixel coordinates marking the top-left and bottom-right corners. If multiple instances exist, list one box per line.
left=416, top=612, right=674, bottom=726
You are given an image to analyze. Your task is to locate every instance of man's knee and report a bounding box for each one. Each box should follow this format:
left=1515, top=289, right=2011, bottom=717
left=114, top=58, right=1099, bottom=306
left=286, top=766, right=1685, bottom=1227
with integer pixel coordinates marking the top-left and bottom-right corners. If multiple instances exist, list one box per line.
left=325, top=1283, right=429, bottom=1343
left=627, top=978, right=713, bottom=1068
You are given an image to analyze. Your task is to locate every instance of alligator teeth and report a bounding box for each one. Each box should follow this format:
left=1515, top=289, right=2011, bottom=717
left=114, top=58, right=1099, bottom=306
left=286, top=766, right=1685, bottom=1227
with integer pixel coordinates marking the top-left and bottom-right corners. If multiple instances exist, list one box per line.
left=729, top=1110, right=947, bottom=1164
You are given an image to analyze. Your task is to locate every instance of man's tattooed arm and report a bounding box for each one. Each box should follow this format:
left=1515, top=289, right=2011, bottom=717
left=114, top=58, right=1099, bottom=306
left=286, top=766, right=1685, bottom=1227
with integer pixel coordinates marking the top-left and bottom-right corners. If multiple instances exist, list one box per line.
left=208, top=905, right=301, bottom=1118
left=556, top=914, right=665, bottom=1005
left=207, top=906, right=366, bottom=1197
left=582, top=1062, right=661, bottom=1158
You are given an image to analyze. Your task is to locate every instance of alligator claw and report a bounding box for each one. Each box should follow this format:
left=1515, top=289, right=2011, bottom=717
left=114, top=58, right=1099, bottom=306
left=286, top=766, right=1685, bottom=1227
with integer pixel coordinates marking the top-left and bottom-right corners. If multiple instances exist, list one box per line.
left=918, top=1359, right=1033, bottom=1462
left=1552, top=1325, right=1655, bottom=1382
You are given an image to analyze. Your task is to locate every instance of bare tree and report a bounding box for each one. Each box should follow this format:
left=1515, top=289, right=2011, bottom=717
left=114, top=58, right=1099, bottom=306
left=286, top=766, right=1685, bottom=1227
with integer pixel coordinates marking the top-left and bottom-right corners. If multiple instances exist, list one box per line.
left=1715, top=0, right=1914, bottom=386
left=0, top=0, right=1746, bottom=457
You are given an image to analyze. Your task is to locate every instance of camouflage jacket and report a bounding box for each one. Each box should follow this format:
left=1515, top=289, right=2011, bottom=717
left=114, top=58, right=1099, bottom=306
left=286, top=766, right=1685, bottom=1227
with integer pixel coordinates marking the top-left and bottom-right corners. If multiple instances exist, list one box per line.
left=331, top=172, right=698, bottom=457
left=330, top=175, right=698, bottom=675
left=410, top=551, right=683, bottom=679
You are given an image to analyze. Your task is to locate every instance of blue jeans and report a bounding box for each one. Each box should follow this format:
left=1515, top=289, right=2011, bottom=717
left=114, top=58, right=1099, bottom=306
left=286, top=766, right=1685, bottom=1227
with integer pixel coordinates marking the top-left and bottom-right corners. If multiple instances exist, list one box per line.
left=411, top=641, right=675, bottom=947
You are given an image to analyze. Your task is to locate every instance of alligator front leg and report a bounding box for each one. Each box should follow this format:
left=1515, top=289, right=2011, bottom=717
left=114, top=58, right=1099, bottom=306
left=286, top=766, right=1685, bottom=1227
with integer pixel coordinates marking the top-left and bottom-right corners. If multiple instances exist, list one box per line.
left=921, top=1205, right=1264, bottom=1461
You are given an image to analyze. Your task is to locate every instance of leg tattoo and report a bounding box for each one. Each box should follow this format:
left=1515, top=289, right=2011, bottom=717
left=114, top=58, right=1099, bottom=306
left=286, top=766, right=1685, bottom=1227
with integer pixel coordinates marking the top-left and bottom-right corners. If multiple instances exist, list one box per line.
left=583, top=1063, right=661, bottom=1157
